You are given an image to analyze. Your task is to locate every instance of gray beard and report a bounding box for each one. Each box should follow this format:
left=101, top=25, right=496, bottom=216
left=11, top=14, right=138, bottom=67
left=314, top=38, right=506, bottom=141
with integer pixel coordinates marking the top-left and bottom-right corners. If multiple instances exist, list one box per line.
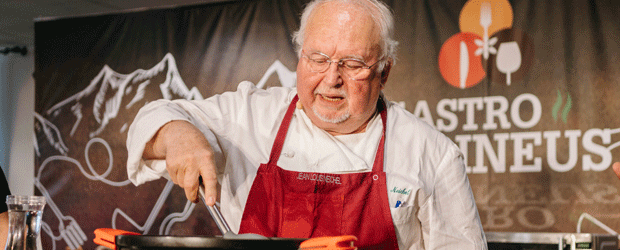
left=312, top=106, right=351, bottom=124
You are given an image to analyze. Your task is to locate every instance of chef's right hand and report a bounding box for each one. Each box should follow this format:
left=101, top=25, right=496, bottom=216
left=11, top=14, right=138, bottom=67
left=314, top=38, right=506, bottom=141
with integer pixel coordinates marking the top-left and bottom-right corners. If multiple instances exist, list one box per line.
left=143, top=120, right=218, bottom=205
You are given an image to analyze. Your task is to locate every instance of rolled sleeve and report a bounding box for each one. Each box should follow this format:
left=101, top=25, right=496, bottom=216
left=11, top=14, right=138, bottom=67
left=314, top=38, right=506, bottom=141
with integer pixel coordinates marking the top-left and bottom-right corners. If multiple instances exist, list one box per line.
left=126, top=99, right=192, bottom=185
left=125, top=81, right=290, bottom=186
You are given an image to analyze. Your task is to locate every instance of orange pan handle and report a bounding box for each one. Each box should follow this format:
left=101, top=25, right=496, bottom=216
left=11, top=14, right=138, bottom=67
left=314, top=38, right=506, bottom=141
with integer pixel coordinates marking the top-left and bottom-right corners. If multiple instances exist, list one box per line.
left=299, top=235, right=358, bottom=250
left=94, top=228, right=140, bottom=249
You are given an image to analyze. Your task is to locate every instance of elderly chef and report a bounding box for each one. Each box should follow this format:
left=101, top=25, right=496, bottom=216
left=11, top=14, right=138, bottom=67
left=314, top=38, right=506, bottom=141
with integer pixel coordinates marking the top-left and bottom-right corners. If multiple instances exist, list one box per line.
left=126, top=0, right=486, bottom=249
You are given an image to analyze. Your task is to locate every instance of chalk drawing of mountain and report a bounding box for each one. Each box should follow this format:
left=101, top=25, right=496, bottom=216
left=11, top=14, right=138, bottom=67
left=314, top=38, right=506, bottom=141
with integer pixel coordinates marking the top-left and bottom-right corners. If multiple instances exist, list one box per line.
left=256, top=60, right=296, bottom=89
left=45, top=53, right=203, bottom=138
left=34, top=112, right=69, bottom=157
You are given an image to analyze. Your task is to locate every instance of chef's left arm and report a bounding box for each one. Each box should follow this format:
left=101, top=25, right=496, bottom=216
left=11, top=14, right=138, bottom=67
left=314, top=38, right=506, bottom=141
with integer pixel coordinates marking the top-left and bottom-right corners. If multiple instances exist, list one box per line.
left=418, top=144, right=487, bottom=250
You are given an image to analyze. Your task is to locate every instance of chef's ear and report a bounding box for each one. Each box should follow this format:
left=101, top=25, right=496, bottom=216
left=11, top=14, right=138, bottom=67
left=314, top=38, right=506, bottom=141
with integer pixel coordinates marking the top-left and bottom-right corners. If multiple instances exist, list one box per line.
left=380, top=60, right=392, bottom=87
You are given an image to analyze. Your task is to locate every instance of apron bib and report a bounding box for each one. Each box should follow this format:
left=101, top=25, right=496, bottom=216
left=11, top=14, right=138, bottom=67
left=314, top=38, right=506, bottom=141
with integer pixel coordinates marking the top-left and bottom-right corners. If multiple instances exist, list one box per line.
left=238, top=95, right=399, bottom=249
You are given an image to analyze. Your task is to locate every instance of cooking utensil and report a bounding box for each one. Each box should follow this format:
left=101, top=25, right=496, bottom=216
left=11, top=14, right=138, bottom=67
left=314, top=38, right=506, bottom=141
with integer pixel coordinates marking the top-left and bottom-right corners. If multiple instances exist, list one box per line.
left=113, top=234, right=357, bottom=250
left=195, top=184, right=359, bottom=249
left=115, top=235, right=306, bottom=250
left=198, top=187, right=231, bottom=235
left=94, top=183, right=357, bottom=249
left=95, top=228, right=306, bottom=249
left=198, top=183, right=266, bottom=239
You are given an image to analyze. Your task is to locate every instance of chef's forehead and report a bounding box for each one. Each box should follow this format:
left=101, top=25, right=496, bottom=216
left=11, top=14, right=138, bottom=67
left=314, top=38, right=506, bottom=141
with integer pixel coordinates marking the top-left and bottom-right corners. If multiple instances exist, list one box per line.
left=293, top=0, right=396, bottom=60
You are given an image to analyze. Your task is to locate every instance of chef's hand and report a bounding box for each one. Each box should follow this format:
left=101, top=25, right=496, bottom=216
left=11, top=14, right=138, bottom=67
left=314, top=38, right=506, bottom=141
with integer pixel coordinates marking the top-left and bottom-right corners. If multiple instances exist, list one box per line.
left=613, top=162, right=620, bottom=180
left=143, top=120, right=218, bottom=205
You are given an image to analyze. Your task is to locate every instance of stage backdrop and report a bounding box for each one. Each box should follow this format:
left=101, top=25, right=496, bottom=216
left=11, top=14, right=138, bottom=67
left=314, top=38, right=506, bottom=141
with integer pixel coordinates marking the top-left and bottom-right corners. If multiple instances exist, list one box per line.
left=34, top=0, right=620, bottom=249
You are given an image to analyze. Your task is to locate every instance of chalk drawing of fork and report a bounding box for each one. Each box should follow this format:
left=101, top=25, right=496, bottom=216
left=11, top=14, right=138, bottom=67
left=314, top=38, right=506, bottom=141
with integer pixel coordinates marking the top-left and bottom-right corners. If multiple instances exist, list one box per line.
left=35, top=181, right=87, bottom=250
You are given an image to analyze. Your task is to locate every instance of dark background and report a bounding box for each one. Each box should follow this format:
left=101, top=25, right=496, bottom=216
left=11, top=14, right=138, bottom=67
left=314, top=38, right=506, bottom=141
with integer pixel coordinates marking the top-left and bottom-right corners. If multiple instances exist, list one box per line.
left=34, top=0, right=620, bottom=249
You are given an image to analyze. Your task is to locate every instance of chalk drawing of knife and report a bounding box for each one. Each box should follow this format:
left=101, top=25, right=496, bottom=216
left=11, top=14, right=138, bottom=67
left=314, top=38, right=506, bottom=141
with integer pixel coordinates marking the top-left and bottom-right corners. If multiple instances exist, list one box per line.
left=459, top=41, right=469, bottom=89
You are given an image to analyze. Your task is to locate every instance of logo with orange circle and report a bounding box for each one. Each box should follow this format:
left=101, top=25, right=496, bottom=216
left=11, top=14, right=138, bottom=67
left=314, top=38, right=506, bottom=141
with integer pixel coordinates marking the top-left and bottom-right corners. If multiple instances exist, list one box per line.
left=438, top=0, right=534, bottom=88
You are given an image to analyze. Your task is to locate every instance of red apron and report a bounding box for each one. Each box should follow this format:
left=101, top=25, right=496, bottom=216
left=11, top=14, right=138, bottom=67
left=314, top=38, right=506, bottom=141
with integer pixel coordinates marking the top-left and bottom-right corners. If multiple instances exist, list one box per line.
left=238, top=95, right=399, bottom=250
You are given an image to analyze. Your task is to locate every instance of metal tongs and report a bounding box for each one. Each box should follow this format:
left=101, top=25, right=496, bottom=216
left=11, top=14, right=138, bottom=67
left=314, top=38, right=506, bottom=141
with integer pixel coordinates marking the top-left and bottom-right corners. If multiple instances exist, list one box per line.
left=198, top=184, right=266, bottom=239
left=198, top=186, right=232, bottom=235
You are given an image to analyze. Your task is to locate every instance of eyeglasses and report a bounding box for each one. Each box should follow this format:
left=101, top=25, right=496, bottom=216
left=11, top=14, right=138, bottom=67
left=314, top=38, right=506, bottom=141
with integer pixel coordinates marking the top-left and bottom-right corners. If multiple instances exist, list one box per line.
left=301, top=51, right=384, bottom=81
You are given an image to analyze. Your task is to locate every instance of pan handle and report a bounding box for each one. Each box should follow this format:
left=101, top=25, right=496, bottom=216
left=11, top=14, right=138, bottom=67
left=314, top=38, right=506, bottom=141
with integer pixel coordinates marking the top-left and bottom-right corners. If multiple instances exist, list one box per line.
left=198, top=184, right=232, bottom=235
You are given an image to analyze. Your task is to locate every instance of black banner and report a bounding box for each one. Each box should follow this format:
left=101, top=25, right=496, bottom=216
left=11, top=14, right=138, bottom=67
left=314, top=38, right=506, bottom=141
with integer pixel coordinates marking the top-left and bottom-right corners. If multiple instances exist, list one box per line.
left=34, top=0, right=620, bottom=249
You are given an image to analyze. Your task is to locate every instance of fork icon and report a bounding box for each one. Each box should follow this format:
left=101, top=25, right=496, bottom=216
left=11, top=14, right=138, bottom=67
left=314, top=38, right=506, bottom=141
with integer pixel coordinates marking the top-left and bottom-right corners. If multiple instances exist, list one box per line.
left=475, top=1, right=498, bottom=60
left=35, top=181, right=88, bottom=250
left=61, top=218, right=88, bottom=250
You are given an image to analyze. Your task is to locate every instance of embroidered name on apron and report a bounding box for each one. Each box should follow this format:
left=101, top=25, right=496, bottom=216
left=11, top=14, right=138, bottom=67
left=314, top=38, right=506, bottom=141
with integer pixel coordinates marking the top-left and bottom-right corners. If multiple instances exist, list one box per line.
left=297, top=173, right=342, bottom=184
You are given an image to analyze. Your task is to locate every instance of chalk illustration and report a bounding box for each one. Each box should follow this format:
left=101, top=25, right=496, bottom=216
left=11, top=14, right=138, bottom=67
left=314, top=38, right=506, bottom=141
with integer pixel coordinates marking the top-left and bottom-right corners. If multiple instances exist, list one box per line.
left=35, top=53, right=296, bottom=249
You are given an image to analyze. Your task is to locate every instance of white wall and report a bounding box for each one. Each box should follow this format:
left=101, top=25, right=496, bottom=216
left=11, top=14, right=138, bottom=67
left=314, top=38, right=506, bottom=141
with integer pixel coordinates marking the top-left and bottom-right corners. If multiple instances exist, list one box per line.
left=0, top=48, right=35, bottom=196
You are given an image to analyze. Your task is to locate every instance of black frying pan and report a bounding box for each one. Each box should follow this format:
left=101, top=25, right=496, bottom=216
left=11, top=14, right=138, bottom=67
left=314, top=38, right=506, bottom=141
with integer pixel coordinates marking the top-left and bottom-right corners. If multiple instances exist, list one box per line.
left=114, top=183, right=307, bottom=250
left=115, top=235, right=307, bottom=250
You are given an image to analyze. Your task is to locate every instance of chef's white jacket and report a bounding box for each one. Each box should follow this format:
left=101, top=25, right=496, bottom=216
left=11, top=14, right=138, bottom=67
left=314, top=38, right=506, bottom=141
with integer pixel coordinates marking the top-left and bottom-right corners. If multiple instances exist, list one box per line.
left=126, top=81, right=487, bottom=250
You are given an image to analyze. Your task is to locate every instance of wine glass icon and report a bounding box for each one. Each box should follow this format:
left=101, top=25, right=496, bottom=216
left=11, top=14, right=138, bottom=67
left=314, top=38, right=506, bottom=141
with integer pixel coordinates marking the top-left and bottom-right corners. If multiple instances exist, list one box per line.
left=495, top=41, right=521, bottom=85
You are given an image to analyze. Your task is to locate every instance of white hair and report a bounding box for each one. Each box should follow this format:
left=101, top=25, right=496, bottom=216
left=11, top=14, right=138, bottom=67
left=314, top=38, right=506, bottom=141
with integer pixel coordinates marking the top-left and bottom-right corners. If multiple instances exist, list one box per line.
left=291, top=0, right=398, bottom=72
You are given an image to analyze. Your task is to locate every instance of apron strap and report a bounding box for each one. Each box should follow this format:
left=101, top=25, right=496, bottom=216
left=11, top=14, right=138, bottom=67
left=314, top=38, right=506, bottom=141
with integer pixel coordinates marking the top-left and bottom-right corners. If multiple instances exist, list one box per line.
left=267, top=95, right=299, bottom=166
left=372, top=96, right=387, bottom=172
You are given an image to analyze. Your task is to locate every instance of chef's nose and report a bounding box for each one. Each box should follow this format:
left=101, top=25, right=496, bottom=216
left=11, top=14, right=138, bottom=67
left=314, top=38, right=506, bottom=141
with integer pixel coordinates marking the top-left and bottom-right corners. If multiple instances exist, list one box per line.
left=323, top=62, right=343, bottom=86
